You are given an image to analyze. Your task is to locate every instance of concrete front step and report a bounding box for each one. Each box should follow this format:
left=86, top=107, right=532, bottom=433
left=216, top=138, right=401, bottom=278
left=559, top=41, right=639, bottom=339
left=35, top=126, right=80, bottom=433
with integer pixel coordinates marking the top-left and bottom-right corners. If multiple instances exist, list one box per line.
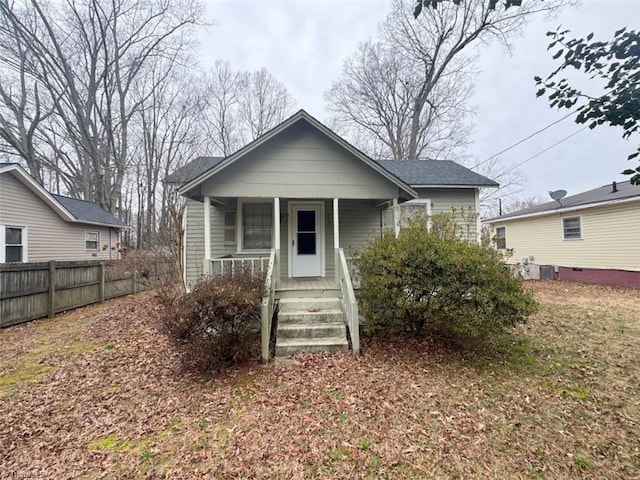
left=278, top=308, right=344, bottom=325
left=277, top=288, right=341, bottom=299
left=278, top=322, right=346, bottom=339
left=278, top=296, right=342, bottom=311
left=275, top=336, right=349, bottom=356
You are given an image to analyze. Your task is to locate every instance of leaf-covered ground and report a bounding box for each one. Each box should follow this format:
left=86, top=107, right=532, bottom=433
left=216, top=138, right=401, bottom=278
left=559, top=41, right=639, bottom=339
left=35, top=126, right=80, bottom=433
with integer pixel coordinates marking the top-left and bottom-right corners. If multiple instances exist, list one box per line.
left=0, top=281, right=638, bottom=479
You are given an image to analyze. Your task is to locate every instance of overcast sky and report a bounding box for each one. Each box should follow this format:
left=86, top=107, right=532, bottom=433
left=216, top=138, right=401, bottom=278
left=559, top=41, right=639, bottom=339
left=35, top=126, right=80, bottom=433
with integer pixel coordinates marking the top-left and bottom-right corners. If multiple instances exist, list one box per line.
left=199, top=0, right=639, bottom=204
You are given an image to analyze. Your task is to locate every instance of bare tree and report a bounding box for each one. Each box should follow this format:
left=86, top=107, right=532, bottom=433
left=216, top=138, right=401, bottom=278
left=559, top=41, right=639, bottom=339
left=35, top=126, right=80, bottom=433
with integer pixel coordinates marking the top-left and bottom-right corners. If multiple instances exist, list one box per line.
left=326, top=0, right=567, bottom=160
left=237, top=67, right=295, bottom=143
left=202, top=63, right=296, bottom=156
left=0, top=0, right=204, bottom=212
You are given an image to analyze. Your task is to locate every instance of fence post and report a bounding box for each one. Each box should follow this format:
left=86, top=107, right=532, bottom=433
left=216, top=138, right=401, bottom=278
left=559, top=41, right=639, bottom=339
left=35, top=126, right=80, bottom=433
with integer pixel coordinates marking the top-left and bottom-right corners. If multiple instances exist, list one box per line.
left=132, top=270, right=137, bottom=294
left=100, top=262, right=105, bottom=303
left=48, top=260, right=56, bottom=318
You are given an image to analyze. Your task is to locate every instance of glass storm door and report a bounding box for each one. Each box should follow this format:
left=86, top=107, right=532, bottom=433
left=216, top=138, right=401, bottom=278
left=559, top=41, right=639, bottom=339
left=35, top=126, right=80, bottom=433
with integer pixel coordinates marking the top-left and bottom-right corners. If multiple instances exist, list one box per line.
left=291, top=204, right=322, bottom=277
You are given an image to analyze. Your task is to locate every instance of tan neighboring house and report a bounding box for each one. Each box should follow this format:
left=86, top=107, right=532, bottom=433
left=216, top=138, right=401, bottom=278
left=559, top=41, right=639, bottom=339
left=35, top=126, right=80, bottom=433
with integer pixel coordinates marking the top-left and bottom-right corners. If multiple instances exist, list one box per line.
left=0, top=163, right=126, bottom=263
left=485, top=180, right=640, bottom=286
left=165, top=110, right=498, bottom=359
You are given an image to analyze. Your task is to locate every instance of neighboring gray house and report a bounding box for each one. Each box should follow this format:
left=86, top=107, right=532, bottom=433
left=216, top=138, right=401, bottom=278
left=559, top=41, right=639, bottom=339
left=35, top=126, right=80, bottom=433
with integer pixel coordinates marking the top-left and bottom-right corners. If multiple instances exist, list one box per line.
left=167, top=110, right=498, bottom=358
left=0, top=163, right=126, bottom=263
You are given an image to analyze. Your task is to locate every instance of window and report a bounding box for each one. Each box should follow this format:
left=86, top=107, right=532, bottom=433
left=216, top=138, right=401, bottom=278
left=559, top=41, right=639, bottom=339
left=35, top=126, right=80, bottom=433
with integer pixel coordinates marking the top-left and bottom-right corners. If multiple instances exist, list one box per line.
left=3, top=226, right=26, bottom=262
left=223, top=211, right=236, bottom=244
left=382, top=199, right=431, bottom=236
left=241, top=202, right=272, bottom=250
left=563, top=216, right=582, bottom=240
left=494, top=226, right=506, bottom=250
left=86, top=231, right=99, bottom=250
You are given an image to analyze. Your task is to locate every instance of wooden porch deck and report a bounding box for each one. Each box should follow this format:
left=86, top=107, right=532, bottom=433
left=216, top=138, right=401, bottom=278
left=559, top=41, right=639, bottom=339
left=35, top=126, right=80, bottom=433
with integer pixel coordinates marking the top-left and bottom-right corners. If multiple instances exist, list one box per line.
left=277, top=277, right=337, bottom=291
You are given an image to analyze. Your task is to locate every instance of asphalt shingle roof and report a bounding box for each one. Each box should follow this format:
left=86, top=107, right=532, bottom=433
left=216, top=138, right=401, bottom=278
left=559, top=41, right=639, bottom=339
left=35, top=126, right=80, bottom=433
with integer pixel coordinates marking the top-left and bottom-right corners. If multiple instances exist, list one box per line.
left=166, top=156, right=497, bottom=188
left=163, top=157, right=224, bottom=184
left=374, top=159, right=499, bottom=187
left=52, top=194, right=127, bottom=227
left=487, top=180, right=640, bottom=221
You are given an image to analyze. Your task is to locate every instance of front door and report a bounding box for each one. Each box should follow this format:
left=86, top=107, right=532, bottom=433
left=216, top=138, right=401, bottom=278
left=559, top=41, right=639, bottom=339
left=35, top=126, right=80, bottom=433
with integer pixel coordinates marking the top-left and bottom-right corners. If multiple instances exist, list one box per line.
left=290, top=203, right=323, bottom=277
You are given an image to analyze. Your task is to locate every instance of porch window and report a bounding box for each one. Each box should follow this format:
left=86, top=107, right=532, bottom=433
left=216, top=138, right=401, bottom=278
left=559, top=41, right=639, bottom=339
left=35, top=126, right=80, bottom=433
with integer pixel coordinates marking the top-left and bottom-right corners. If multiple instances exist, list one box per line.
left=242, top=202, right=272, bottom=250
left=223, top=210, right=236, bottom=244
left=3, top=226, right=26, bottom=262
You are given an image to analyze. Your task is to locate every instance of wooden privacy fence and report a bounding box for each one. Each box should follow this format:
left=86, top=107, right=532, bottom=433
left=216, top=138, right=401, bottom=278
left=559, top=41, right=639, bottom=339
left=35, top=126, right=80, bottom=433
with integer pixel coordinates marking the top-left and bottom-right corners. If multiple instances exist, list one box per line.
left=0, top=259, right=176, bottom=328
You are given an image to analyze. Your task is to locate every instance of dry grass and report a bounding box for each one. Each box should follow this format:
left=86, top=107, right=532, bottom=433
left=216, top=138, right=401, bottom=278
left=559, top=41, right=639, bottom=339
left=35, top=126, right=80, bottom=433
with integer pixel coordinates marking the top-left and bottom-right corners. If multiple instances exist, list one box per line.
left=0, top=281, right=638, bottom=479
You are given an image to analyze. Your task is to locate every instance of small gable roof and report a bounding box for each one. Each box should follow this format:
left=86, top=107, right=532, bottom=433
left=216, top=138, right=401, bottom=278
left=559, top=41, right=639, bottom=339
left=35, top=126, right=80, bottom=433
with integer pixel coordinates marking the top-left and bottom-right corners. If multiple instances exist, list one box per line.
left=375, top=159, right=498, bottom=188
left=0, top=163, right=126, bottom=228
left=486, top=180, right=640, bottom=222
left=52, top=194, right=126, bottom=227
left=178, top=110, right=418, bottom=199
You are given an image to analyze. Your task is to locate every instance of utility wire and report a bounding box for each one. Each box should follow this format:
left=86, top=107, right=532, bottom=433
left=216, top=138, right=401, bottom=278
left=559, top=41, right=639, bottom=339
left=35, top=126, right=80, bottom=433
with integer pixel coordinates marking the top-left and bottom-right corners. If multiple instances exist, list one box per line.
left=470, top=109, right=579, bottom=170
left=482, top=125, right=589, bottom=201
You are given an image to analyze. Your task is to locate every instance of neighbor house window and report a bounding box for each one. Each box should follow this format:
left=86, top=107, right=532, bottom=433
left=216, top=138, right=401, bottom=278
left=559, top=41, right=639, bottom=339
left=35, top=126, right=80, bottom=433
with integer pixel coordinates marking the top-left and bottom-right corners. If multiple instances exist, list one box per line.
left=223, top=210, right=236, bottom=245
left=241, top=202, right=272, bottom=250
left=562, top=216, right=582, bottom=240
left=3, top=226, right=26, bottom=262
left=86, top=231, right=99, bottom=250
left=495, top=226, right=507, bottom=249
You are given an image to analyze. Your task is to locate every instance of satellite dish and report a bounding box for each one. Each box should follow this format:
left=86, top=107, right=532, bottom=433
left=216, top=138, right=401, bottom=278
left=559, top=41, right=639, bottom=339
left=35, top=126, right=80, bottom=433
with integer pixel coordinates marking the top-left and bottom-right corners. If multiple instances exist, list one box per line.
left=549, top=189, right=567, bottom=206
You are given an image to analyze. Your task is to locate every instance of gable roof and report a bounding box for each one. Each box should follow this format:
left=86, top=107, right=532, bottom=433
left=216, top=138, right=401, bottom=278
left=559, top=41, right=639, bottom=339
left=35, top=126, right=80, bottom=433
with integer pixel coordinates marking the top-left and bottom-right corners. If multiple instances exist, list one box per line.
left=178, top=109, right=418, bottom=199
left=0, top=163, right=126, bottom=228
left=486, top=180, right=640, bottom=222
left=52, top=194, right=126, bottom=227
left=375, top=159, right=498, bottom=188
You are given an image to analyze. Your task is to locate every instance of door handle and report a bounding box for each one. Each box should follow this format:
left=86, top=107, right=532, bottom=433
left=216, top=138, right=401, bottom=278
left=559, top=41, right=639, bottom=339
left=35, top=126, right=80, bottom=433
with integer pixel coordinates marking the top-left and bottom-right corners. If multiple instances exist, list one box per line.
left=292, top=239, right=295, bottom=246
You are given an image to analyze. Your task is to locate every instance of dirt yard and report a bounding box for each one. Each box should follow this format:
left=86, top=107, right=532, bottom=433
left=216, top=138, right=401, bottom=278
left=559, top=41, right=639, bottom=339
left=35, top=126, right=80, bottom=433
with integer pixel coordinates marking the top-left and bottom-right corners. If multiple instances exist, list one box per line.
left=0, top=281, right=638, bottom=479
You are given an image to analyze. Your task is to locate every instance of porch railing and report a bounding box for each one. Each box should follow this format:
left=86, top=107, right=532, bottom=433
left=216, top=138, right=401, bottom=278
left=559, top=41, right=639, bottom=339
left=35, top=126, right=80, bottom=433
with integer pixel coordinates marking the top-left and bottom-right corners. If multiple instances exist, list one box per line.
left=260, top=249, right=277, bottom=363
left=345, top=256, right=361, bottom=289
left=337, top=248, right=359, bottom=355
left=205, top=256, right=270, bottom=277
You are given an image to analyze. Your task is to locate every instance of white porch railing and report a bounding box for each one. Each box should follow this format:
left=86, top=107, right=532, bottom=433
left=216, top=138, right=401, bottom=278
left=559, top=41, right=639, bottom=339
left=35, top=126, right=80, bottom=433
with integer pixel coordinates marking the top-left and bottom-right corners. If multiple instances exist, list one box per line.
left=260, top=250, right=277, bottom=363
left=345, top=256, right=360, bottom=289
left=338, top=248, right=359, bottom=355
left=204, top=256, right=270, bottom=277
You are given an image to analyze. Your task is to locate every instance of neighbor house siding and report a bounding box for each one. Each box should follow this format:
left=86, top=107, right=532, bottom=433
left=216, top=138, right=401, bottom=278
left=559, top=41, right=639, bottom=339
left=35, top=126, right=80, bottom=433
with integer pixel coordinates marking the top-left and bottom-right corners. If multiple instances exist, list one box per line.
left=0, top=173, right=118, bottom=262
left=200, top=122, right=403, bottom=200
left=490, top=201, right=640, bottom=271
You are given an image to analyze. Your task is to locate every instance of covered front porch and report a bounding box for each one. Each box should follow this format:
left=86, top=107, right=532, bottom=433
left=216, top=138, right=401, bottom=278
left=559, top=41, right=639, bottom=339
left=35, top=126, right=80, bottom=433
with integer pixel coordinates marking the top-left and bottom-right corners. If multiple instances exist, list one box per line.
left=196, top=195, right=400, bottom=362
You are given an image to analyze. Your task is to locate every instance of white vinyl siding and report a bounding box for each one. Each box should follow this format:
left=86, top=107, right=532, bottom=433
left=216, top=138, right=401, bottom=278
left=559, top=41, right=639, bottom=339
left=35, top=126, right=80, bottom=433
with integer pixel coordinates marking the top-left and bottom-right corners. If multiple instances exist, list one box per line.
left=562, top=216, right=582, bottom=240
left=223, top=211, right=236, bottom=244
left=0, top=172, right=119, bottom=261
left=490, top=202, right=640, bottom=271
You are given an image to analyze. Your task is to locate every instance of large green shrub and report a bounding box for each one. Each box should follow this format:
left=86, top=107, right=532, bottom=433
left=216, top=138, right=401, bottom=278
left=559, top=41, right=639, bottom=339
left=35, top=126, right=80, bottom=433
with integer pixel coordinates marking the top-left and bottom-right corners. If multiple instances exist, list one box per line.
left=158, top=270, right=265, bottom=372
left=357, top=220, right=537, bottom=338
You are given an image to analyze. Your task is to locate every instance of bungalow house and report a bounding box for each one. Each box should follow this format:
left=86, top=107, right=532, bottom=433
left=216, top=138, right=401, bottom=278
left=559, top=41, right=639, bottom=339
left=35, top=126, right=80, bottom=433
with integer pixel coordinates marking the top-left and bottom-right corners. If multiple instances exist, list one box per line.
left=167, top=110, right=498, bottom=359
left=0, top=163, right=126, bottom=263
left=485, top=180, right=640, bottom=286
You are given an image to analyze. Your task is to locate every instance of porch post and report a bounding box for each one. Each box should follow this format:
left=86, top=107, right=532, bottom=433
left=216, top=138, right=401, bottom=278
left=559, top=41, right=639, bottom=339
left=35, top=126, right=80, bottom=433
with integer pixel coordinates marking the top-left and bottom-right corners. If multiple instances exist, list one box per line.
left=203, top=195, right=211, bottom=275
left=392, top=198, right=400, bottom=238
left=273, top=197, right=281, bottom=287
left=333, top=198, right=340, bottom=287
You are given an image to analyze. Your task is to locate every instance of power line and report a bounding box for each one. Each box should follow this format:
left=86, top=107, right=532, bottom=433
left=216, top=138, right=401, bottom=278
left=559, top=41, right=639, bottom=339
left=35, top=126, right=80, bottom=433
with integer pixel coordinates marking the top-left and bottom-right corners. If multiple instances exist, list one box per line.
left=470, top=109, right=578, bottom=170
left=482, top=125, right=589, bottom=201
